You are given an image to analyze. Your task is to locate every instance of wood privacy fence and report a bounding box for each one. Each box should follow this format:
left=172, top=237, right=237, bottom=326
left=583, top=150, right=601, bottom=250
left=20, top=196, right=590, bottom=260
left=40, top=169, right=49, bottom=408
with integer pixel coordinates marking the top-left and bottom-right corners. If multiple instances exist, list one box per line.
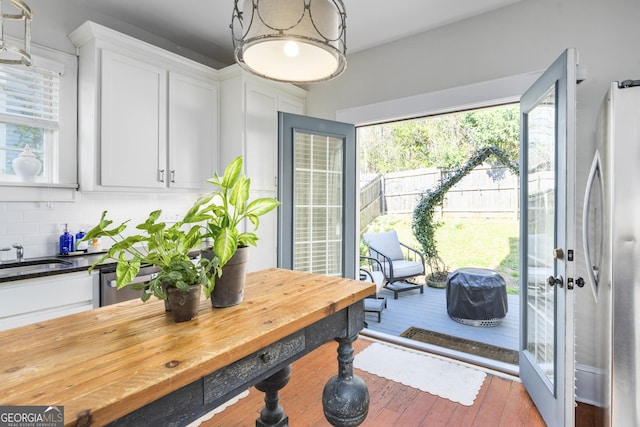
left=360, top=164, right=519, bottom=231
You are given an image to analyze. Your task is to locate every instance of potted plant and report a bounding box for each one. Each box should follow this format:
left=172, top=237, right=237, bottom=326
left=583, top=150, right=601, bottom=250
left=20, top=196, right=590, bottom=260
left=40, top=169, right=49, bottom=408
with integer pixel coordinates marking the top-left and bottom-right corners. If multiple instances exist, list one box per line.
left=85, top=203, right=218, bottom=322
left=199, top=156, right=280, bottom=307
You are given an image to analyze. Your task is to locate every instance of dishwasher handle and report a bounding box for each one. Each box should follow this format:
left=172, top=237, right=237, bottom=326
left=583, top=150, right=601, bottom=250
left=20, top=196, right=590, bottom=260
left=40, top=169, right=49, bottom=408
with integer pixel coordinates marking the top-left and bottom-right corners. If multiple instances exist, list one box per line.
left=108, top=272, right=158, bottom=288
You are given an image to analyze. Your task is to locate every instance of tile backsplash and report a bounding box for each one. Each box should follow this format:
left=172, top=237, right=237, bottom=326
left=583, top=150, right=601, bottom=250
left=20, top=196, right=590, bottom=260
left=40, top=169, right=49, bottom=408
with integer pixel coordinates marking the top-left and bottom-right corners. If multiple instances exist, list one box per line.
left=0, top=192, right=200, bottom=261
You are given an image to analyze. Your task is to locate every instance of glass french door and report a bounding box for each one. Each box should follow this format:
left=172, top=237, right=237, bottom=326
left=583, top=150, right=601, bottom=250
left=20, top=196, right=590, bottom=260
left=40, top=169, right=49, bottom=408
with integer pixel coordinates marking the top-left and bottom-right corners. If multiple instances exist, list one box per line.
left=520, top=48, right=577, bottom=426
left=277, top=112, right=356, bottom=279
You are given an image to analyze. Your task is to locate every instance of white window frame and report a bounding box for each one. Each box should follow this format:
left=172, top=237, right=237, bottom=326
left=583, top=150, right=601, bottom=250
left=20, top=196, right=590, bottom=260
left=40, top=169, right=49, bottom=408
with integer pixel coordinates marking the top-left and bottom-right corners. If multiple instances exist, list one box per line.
left=0, top=37, right=77, bottom=201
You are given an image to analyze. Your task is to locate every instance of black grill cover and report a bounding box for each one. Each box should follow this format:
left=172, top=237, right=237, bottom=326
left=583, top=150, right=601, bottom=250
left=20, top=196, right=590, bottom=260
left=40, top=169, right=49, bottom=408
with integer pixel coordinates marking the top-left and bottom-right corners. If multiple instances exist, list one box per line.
left=446, top=267, right=508, bottom=320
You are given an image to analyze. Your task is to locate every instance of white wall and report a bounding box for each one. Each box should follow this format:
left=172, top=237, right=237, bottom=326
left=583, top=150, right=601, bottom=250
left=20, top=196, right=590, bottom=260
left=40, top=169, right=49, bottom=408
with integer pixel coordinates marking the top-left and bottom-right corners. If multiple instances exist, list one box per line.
left=0, top=193, right=198, bottom=260
left=304, top=0, right=640, bottom=405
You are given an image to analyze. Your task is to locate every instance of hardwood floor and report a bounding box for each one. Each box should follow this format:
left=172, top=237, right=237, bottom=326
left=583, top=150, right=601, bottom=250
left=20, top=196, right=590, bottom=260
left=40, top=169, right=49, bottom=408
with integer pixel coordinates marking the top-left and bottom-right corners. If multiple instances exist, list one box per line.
left=202, top=337, right=545, bottom=426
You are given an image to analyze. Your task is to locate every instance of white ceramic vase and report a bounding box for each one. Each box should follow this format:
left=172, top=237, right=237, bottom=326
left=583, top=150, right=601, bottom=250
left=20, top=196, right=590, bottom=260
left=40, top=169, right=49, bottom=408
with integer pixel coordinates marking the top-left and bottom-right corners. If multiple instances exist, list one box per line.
left=12, top=145, right=42, bottom=182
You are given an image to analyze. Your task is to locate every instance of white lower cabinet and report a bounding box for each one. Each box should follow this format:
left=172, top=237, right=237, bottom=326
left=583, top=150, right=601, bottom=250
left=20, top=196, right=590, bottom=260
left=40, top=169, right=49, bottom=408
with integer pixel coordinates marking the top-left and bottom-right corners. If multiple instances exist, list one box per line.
left=0, top=272, right=99, bottom=331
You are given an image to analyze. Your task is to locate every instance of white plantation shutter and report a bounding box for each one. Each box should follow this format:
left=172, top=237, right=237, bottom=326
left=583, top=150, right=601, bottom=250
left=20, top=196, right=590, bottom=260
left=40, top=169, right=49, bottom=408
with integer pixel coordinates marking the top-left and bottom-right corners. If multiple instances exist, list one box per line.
left=0, top=64, right=60, bottom=129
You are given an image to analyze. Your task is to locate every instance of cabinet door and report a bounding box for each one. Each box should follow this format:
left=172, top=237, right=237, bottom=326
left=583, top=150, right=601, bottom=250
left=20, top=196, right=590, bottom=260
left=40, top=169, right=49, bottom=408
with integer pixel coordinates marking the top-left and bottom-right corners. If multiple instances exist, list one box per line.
left=101, top=49, right=167, bottom=188
left=169, top=72, right=218, bottom=189
left=245, top=83, right=279, bottom=192
left=244, top=84, right=306, bottom=192
left=0, top=272, right=98, bottom=331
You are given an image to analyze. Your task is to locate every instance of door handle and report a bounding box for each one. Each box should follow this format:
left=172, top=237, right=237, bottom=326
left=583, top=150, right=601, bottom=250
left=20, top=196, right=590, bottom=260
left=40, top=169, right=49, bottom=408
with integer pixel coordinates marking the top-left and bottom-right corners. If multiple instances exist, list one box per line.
left=583, top=151, right=604, bottom=295
left=159, top=169, right=165, bottom=183
left=547, top=275, right=563, bottom=288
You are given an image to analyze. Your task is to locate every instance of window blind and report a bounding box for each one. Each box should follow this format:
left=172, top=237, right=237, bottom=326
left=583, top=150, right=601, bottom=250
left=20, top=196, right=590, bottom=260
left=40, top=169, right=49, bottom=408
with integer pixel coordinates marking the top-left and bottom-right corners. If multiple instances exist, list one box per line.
left=0, top=65, right=60, bottom=130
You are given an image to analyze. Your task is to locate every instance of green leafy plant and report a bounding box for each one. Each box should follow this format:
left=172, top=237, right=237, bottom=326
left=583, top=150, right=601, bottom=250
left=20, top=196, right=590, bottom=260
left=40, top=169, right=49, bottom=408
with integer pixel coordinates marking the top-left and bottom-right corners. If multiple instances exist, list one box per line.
left=200, top=156, right=280, bottom=269
left=86, top=200, right=219, bottom=301
left=84, top=156, right=279, bottom=302
left=412, top=146, right=518, bottom=279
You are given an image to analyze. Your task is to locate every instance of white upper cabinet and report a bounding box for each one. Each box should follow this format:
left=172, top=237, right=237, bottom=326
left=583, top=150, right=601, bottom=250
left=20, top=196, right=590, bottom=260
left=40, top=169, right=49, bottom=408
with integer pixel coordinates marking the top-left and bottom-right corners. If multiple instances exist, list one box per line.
left=168, top=72, right=218, bottom=189
left=219, top=65, right=306, bottom=192
left=100, top=49, right=167, bottom=189
left=69, top=21, right=219, bottom=191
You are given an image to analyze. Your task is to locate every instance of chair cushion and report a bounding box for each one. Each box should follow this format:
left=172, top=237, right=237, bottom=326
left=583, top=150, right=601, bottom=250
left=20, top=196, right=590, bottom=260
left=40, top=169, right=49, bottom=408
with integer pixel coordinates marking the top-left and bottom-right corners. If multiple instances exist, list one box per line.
left=363, top=231, right=404, bottom=261
left=370, top=270, right=386, bottom=293
left=385, top=260, right=424, bottom=280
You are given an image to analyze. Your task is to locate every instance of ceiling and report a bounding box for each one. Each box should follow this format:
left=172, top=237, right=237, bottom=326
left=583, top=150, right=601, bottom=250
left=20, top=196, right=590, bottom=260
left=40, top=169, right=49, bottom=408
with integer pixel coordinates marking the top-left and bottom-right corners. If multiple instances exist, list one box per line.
left=73, top=0, right=521, bottom=67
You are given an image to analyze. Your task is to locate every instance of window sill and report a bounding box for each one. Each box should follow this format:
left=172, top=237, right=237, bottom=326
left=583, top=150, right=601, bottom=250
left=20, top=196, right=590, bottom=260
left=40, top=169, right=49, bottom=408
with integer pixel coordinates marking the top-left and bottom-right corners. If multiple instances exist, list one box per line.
left=0, top=182, right=78, bottom=202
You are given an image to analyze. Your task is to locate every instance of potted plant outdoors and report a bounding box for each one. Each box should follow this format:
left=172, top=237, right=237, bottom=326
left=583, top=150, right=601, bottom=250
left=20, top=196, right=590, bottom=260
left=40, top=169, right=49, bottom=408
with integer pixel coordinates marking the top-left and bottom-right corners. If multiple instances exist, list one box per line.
left=85, top=204, right=218, bottom=322
left=199, top=156, right=280, bottom=308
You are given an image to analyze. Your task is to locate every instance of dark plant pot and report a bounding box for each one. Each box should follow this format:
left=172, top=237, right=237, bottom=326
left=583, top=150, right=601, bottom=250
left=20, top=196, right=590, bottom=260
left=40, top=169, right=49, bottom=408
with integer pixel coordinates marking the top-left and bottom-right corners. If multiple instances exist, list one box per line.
left=211, top=246, right=249, bottom=308
left=167, top=284, right=201, bottom=322
left=161, top=282, right=171, bottom=312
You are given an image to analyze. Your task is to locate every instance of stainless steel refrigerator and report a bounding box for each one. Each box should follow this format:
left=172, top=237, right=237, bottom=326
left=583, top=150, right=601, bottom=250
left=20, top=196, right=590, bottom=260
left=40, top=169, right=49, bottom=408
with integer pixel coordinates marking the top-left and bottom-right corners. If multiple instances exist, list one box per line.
left=583, top=80, right=640, bottom=426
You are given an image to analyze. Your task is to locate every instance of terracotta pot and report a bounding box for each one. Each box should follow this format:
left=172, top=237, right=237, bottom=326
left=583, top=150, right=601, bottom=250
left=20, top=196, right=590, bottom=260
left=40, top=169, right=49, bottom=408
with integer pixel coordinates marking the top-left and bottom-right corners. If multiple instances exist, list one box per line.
left=426, top=272, right=448, bottom=289
left=211, top=246, right=249, bottom=308
left=166, top=284, right=201, bottom=322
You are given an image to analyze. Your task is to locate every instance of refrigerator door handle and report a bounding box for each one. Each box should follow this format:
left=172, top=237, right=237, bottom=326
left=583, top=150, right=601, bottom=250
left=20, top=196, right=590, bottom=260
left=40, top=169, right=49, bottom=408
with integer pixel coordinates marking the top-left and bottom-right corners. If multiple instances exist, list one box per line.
left=582, top=150, right=604, bottom=299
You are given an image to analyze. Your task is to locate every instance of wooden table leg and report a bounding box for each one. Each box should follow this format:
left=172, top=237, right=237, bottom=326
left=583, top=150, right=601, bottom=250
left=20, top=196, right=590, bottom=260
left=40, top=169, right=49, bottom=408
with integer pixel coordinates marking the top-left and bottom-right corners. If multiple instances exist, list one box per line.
left=322, top=335, right=370, bottom=426
left=255, top=365, right=292, bottom=427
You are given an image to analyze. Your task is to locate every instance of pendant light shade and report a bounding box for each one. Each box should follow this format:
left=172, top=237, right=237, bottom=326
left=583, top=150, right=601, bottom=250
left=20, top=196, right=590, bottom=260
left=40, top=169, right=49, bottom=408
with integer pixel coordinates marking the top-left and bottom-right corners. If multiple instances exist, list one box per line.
left=231, top=0, right=346, bottom=83
left=0, top=0, right=32, bottom=65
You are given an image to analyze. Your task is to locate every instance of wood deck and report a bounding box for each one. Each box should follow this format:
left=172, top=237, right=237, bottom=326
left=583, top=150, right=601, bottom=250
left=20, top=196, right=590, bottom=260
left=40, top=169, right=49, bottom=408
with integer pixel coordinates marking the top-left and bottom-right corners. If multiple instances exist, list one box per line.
left=363, top=284, right=520, bottom=374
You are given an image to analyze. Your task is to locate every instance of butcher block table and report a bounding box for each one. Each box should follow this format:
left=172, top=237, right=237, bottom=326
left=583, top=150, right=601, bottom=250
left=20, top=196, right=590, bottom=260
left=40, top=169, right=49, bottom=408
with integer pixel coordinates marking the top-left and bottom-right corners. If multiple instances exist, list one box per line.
left=0, top=268, right=375, bottom=427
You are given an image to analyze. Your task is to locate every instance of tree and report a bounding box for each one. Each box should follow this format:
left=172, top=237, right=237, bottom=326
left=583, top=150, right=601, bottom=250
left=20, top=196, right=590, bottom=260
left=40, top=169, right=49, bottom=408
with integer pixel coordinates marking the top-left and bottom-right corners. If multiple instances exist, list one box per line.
left=359, top=104, right=520, bottom=174
left=412, top=146, right=519, bottom=278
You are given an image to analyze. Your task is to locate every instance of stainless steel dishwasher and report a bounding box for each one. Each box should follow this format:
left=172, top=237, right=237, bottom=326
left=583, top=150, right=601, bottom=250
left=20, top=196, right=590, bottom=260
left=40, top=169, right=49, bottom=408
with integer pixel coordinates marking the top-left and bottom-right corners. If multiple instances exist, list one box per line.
left=100, top=265, right=161, bottom=306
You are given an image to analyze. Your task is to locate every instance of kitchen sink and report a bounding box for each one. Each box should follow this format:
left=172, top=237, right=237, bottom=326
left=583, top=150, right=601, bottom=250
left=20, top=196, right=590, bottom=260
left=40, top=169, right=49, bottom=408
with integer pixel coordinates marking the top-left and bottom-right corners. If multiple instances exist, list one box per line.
left=0, top=258, right=73, bottom=276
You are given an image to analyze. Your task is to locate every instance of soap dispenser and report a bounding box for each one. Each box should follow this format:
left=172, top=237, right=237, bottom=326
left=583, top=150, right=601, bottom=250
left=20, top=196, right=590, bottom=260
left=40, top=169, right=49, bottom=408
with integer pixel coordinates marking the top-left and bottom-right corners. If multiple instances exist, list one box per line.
left=59, top=223, right=74, bottom=255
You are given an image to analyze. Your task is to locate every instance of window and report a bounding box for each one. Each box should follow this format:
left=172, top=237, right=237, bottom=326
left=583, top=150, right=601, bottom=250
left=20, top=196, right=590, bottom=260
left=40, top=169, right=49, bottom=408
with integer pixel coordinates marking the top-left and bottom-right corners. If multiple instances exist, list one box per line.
left=0, top=42, right=77, bottom=198
left=0, top=63, right=60, bottom=182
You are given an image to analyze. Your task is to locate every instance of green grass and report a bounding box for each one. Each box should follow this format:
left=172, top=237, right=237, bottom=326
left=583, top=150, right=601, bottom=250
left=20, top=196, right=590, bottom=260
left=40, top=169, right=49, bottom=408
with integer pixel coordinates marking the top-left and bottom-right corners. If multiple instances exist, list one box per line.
left=362, top=214, right=521, bottom=294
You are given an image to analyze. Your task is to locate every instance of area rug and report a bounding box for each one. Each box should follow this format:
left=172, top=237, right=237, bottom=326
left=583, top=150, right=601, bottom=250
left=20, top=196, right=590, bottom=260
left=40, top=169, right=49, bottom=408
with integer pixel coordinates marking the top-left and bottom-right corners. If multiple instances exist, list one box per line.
left=186, top=390, right=249, bottom=426
left=400, top=326, right=519, bottom=365
left=354, top=342, right=486, bottom=406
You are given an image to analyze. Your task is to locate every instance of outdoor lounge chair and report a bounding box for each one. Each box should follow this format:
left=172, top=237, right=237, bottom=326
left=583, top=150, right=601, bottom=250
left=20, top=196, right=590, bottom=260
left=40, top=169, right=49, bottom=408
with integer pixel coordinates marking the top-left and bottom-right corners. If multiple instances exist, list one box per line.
left=359, top=256, right=388, bottom=322
left=362, top=230, right=425, bottom=299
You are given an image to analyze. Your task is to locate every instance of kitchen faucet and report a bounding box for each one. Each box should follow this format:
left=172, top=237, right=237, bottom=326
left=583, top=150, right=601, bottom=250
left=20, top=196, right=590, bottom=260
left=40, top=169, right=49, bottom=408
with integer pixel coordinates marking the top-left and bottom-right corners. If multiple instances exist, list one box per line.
left=12, top=243, right=24, bottom=261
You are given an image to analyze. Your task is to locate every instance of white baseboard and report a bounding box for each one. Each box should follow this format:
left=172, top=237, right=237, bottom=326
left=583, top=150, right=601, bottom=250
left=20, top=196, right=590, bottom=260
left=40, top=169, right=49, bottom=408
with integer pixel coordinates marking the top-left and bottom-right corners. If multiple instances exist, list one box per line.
left=576, top=363, right=608, bottom=407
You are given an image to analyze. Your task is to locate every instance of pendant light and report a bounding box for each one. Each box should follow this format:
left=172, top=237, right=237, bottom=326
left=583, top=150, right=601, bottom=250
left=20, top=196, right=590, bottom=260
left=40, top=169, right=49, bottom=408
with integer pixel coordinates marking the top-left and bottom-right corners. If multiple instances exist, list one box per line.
left=231, top=0, right=346, bottom=83
left=0, top=0, right=32, bottom=65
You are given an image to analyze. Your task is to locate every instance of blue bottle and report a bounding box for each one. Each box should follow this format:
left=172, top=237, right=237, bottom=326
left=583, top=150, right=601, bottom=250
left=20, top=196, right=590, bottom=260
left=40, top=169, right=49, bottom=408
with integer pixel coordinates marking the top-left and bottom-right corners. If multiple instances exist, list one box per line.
left=59, top=223, right=74, bottom=255
left=76, top=229, right=87, bottom=252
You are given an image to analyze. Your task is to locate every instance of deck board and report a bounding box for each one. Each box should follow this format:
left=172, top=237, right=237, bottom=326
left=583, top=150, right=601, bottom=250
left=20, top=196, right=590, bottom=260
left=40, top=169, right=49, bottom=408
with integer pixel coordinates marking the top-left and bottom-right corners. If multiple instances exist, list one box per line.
left=364, top=284, right=520, bottom=352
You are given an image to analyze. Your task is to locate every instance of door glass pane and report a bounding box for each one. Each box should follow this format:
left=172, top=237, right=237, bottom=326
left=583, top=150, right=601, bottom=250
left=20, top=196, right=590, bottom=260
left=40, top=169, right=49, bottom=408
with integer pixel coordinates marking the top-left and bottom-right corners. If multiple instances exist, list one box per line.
left=293, top=130, right=344, bottom=275
left=526, top=86, right=556, bottom=386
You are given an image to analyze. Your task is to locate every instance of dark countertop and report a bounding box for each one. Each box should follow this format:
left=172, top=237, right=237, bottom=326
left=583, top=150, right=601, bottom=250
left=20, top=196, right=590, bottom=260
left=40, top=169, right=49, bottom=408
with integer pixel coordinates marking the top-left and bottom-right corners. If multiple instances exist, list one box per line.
left=0, top=252, right=116, bottom=283
left=0, top=247, right=209, bottom=283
